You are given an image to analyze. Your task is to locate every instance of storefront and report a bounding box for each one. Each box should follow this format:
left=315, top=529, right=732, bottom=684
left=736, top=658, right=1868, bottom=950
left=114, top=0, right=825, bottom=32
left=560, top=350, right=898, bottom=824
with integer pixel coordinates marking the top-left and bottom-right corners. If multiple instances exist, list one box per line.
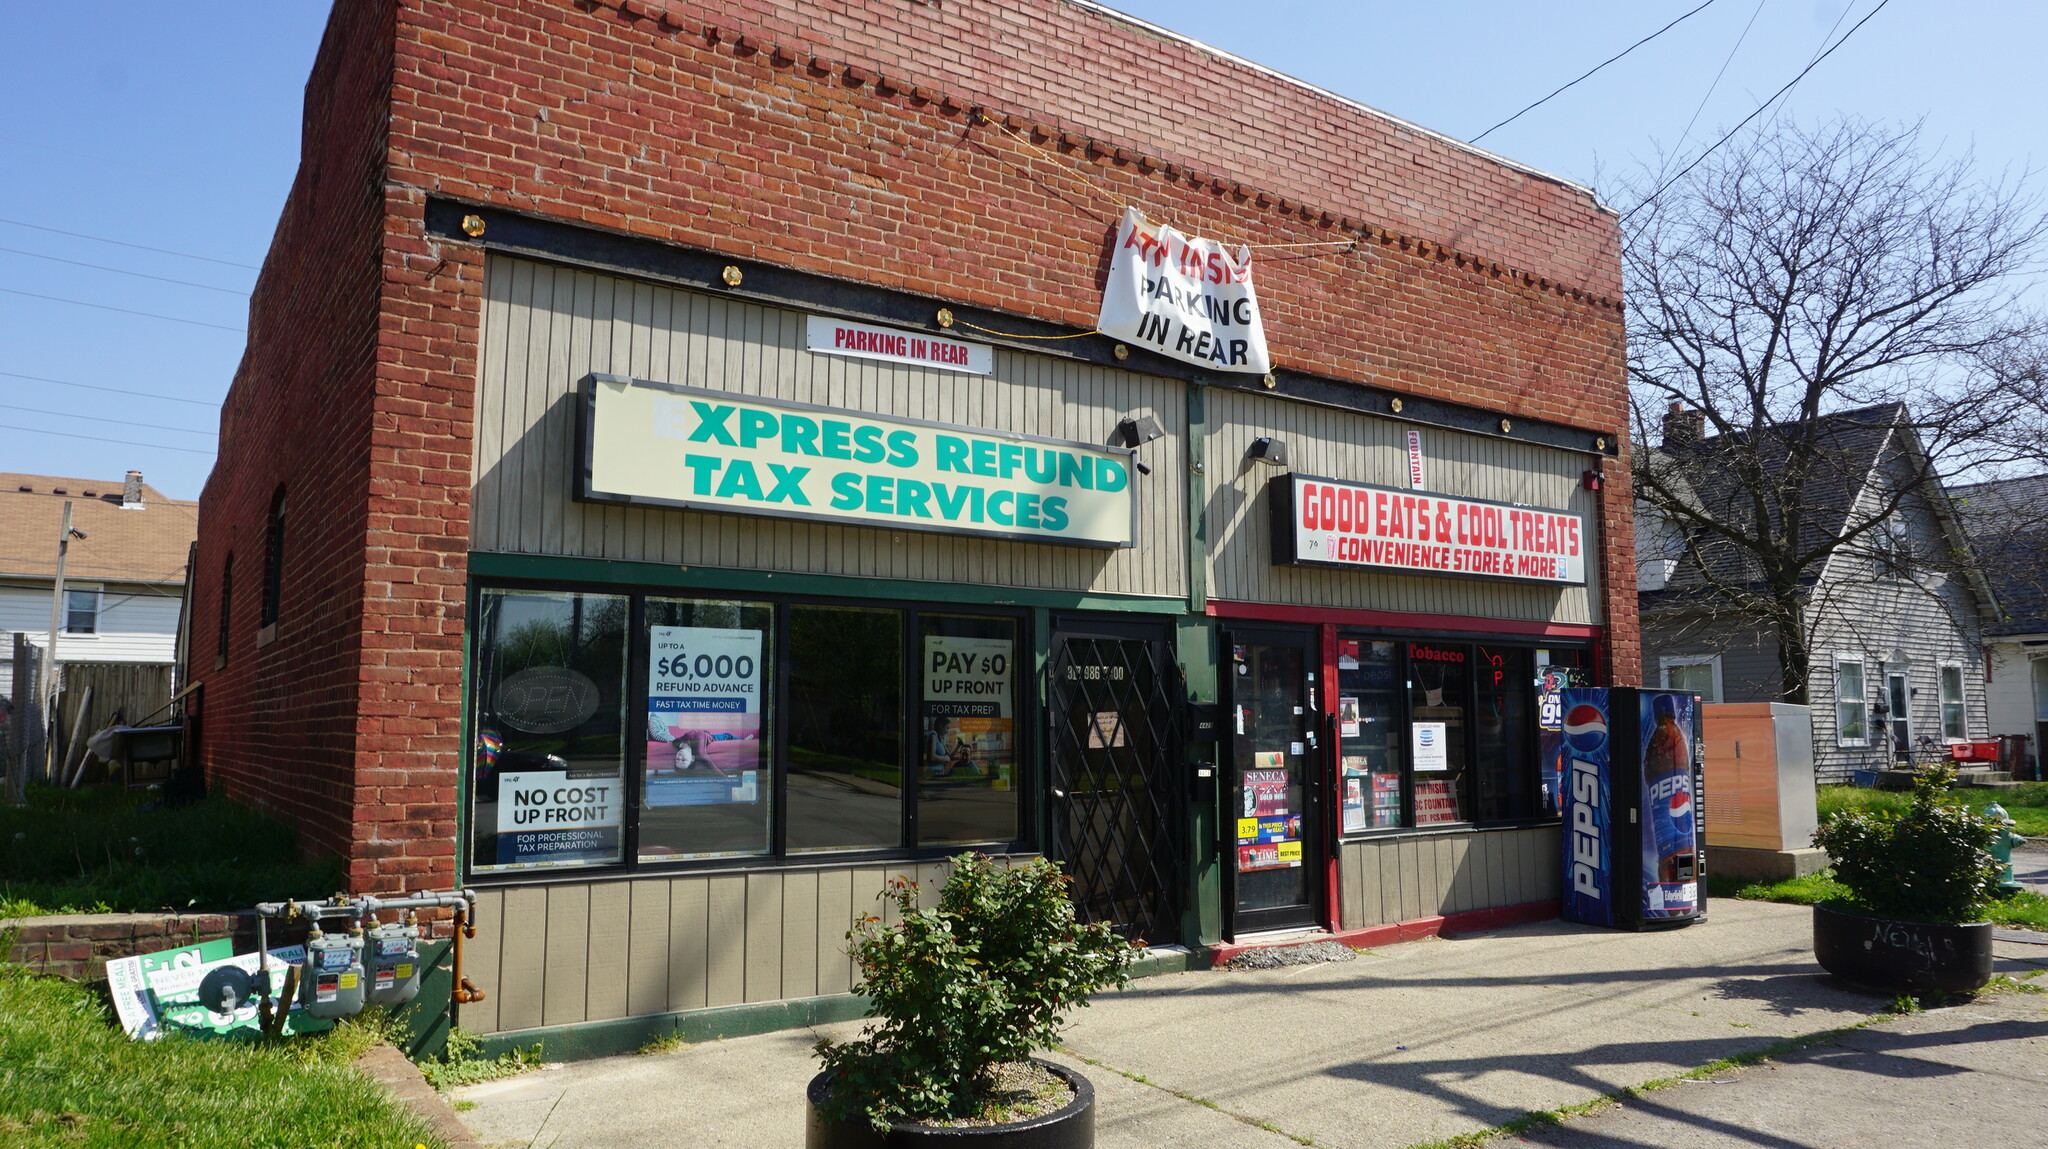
left=191, top=0, right=1635, bottom=1055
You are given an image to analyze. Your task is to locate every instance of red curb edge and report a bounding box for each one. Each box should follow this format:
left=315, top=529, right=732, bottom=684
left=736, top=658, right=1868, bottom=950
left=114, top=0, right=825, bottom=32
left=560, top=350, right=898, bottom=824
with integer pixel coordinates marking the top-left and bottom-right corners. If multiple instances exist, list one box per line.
left=1209, top=899, right=1560, bottom=964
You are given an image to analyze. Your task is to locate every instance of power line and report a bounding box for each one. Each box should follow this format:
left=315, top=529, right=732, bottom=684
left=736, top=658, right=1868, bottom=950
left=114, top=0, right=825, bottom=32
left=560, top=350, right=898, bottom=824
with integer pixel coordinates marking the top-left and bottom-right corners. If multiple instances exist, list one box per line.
left=1621, top=0, right=1892, bottom=222
left=0, top=246, right=249, bottom=295
left=0, top=401, right=216, bottom=437
left=0, top=371, right=220, bottom=408
left=1472, top=0, right=1719, bottom=144
left=1674, top=0, right=1769, bottom=152
left=0, top=286, right=245, bottom=332
left=0, top=217, right=259, bottom=271
left=0, top=422, right=214, bottom=455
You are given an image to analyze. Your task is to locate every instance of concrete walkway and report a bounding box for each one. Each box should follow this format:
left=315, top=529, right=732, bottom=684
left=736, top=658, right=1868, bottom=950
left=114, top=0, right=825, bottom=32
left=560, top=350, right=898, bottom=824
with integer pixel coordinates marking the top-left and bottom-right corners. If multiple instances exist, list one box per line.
left=454, top=899, right=2048, bottom=1149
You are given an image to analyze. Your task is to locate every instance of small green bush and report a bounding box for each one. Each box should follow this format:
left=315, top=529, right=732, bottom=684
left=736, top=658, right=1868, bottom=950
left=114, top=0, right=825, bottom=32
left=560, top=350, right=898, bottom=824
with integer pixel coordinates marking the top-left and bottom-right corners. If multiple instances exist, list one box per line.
left=1812, top=766, right=2003, bottom=924
left=815, top=854, right=1134, bottom=1129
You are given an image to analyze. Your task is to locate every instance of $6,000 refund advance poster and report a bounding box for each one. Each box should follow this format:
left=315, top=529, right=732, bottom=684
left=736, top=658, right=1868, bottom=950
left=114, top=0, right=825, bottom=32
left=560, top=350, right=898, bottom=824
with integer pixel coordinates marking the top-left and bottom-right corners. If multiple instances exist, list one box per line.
left=645, top=626, right=764, bottom=806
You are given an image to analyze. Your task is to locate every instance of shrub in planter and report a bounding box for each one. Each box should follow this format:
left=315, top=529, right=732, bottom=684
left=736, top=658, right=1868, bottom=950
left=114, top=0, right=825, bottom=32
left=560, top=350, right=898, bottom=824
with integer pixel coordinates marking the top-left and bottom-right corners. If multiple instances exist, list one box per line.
left=811, top=854, right=1134, bottom=1138
left=1810, top=766, right=2004, bottom=993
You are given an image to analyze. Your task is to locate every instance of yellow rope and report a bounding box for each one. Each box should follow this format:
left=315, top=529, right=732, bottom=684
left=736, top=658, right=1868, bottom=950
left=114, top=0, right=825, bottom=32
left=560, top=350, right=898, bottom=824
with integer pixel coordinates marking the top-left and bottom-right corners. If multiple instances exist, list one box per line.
left=953, top=319, right=1102, bottom=341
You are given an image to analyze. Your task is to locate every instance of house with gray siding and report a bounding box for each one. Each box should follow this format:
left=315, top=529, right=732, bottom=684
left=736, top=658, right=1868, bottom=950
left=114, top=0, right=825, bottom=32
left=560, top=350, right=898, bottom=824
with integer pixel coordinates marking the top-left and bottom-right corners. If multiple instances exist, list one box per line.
left=1638, top=405, right=1996, bottom=782
left=1954, top=474, right=2048, bottom=778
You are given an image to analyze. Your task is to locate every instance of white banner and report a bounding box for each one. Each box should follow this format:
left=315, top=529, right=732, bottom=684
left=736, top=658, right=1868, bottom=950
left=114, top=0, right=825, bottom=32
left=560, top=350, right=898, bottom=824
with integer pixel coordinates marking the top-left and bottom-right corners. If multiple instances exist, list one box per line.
left=1096, top=207, right=1270, bottom=374
left=1274, top=473, right=1587, bottom=585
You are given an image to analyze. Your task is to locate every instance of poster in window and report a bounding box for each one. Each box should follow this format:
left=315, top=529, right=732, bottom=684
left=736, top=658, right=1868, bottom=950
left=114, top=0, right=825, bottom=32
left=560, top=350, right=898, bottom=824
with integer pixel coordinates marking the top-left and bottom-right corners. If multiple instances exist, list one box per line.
left=923, top=634, right=1015, bottom=789
left=1339, top=696, right=1361, bottom=738
left=1412, top=721, right=1449, bottom=772
left=1342, top=777, right=1366, bottom=833
left=1242, top=768, right=1290, bottom=817
left=644, top=626, right=765, bottom=807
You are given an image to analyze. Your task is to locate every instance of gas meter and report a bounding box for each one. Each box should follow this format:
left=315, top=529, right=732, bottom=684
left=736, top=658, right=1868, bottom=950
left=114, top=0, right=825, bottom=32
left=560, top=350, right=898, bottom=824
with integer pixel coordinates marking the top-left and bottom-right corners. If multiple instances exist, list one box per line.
left=367, top=912, right=423, bottom=1006
left=299, top=923, right=367, bottom=1019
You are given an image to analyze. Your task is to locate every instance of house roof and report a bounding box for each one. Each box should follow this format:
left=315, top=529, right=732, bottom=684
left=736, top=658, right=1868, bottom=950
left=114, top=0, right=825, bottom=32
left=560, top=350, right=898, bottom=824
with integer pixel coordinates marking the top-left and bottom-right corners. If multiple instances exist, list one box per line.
left=1640, top=404, right=1905, bottom=596
left=0, top=473, right=197, bottom=587
left=1952, top=472, right=2048, bottom=636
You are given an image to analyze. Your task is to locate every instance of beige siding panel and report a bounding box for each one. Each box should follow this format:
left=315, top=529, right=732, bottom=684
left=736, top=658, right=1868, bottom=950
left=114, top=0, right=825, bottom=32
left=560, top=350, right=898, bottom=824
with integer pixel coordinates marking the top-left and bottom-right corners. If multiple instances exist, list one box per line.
left=815, top=868, right=855, bottom=997
left=1529, top=828, right=1561, bottom=902
left=495, top=886, right=548, bottom=1033
left=668, top=877, right=710, bottom=1013
left=541, top=885, right=591, bottom=1029
left=464, top=888, right=506, bottom=1035
left=1356, top=841, right=1384, bottom=927
left=584, top=882, right=631, bottom=1022
left=473, top=256, right=1186, bottom=599
left=1444, top=835, right=1475, bottom=914
left=743, top=872, right=785, bottom=1004
left=704, top=875, right=747, bottom=1008
left=626, top=879, right=670, bottom=1018
left=781, top=870, right=820, bottom=1001
left=1204, top=387, right=1600, bottom=623
left=1377, top=838, right=1401, bottom=926
left=1430, top=837, right=1457, bottom=916
left=1338, top=842, right=1363, bottom=929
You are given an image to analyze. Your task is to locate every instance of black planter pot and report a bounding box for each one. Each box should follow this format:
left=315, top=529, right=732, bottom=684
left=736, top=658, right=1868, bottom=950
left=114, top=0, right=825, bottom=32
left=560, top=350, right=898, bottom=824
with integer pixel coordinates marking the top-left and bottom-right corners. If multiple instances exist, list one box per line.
left=1812, top=902, right=1994, bottom=995
left=805, top=1060, right=1095, bottom=1149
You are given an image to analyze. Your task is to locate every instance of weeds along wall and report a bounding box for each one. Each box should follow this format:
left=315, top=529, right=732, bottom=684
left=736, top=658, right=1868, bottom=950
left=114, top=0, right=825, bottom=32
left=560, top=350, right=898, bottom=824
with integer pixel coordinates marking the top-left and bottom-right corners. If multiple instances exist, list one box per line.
left=193, top=0, right=1636, bottom=894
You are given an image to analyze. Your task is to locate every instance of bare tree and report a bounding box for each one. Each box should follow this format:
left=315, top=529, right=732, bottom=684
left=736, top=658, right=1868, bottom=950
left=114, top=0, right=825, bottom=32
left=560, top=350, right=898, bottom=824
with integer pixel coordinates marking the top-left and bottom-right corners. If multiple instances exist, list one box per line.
left=1621, top=117, right=2048, bottom=704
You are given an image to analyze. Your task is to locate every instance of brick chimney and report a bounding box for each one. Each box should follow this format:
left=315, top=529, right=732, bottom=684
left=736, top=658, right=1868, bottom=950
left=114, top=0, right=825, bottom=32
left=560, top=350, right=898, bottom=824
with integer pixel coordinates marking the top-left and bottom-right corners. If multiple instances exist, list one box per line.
left=1661, top=402, right=1705, bottom=449
left=121, top=470, right=145, bottom=510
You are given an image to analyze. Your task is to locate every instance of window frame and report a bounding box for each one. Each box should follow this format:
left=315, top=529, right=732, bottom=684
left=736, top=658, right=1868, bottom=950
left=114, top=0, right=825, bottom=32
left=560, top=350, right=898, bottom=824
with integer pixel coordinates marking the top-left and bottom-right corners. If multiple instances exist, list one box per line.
left=215, top=555, right=233, bottom=669
left=466, top=577, right=1036, bottom=884
left=1658, top=654, right=1722, bottom=704
left=1334, top=630, right=1591, bottom=839
left=258, top=487, right=285, bottom=645
left=1834, top=656, right=1869, bottom=748
left=1938, top=662, right=1967, bottom=742
left=62, top=585, right=102, bottom=636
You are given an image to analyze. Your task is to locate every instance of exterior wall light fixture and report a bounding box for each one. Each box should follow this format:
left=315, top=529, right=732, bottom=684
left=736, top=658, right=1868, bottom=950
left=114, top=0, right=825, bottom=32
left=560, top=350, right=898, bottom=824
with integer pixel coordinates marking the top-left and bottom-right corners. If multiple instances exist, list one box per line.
left=1246, top=436, right=1290, bottom=467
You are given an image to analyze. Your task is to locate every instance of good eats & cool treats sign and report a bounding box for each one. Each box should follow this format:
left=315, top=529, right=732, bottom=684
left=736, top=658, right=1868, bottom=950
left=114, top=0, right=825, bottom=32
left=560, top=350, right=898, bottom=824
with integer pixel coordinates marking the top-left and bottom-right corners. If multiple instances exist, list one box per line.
left=1270, top=473, right=1586, bottom=585
left=580, top=374, right=1137, bottom=547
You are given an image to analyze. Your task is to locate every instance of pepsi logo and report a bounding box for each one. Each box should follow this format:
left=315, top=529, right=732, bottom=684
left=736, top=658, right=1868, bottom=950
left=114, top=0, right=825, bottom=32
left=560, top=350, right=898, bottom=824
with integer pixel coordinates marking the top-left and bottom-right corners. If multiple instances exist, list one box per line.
left=1563, top=704, right=1607, bottom=752
left=1668, top=788, right=1692, bottom=819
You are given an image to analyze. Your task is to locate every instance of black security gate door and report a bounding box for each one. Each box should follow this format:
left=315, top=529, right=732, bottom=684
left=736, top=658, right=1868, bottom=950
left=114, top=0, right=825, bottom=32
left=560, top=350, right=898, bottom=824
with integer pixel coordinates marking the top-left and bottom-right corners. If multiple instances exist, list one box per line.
left=1048, top=618, right=1186, bottom=944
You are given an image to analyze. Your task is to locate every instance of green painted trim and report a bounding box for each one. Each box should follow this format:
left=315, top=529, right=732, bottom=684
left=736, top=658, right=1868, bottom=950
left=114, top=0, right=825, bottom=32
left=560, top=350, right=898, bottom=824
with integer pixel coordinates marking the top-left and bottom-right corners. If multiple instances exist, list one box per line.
left=468, top=551, right=1189, bottom=614
left=1186, top=381, right=1208, bottom=613
left=396, top=938, right=456, bottom=1060
left=476, top=992, right=874, bottom=1063
left=1176, top=617, right=1223, bottom=947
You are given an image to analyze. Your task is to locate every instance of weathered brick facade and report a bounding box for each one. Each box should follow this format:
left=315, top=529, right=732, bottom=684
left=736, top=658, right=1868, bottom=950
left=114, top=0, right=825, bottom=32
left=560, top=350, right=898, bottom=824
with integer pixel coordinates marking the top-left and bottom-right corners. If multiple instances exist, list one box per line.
left=194, top=0, right=1635, bottom=890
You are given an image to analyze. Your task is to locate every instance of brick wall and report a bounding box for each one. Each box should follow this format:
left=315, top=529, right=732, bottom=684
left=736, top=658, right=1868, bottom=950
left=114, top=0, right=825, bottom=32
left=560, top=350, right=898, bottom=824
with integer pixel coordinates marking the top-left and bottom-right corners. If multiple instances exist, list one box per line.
left=2, top=913, right=274, bottom=983
left=194, top=0, right=1637, bottom=890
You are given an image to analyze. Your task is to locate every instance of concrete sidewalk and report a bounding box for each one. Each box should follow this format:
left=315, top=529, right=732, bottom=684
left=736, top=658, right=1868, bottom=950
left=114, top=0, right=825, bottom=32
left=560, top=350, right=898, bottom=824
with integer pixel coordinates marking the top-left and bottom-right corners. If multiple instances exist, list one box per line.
left=454, top=899, right=2048, bottom=1149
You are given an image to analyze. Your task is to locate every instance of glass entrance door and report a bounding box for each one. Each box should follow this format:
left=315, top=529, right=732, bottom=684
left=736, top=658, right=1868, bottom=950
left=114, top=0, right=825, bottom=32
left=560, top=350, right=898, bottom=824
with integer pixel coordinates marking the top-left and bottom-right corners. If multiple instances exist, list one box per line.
left=1226, top=628, right=1322, bottom=935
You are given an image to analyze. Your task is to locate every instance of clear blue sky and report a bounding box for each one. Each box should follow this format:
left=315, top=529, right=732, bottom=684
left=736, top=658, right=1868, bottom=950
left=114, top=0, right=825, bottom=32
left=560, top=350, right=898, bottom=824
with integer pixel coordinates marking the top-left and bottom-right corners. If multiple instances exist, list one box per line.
left=3, top=1, right=2043, bottom=500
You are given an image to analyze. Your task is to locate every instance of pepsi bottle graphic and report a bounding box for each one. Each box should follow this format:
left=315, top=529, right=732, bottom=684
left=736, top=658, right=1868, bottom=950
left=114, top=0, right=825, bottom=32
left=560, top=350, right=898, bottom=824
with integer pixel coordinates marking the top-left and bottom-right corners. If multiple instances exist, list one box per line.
left=1641, top=693, right=1697, bottom=913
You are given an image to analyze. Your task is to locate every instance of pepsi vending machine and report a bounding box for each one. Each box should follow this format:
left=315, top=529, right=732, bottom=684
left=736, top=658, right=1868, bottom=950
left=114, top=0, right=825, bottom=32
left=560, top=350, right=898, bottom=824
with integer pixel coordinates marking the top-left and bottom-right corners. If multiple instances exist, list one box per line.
left=1555, top=688, right=1706, bottom=930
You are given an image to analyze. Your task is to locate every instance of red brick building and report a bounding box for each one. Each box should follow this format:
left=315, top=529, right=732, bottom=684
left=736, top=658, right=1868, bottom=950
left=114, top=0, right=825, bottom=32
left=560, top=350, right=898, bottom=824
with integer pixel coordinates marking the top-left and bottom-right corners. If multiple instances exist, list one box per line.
left=194, top=0, right=1633, bottom=1051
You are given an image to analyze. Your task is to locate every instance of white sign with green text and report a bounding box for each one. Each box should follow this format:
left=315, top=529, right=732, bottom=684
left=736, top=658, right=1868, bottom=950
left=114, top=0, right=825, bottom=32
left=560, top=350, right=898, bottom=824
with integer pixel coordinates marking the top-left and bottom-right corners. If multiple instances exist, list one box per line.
left=579, top=374, right=1137, bottom=547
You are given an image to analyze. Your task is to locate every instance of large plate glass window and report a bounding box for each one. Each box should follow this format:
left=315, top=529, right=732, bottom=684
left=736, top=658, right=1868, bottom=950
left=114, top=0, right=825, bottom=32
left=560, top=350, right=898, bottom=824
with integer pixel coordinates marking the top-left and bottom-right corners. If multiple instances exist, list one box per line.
left=1407, top=641, right=1468, bottom=825
left=639, top=597, right=774, bottom=862
left=787, top=605, right=905, bottom=853
left=470, top=589, right=628, bottom=872
left=917, top=614, right=1022, bottom=846
left=1337, top=639, right=1405, bottom=831
left=1472, top=645, right=1534, bottom=820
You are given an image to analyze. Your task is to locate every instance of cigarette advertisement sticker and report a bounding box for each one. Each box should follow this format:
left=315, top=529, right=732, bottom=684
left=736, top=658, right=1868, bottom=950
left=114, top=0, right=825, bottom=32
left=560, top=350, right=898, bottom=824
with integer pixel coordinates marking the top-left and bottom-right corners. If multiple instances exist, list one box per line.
left=1241, top=768, right=1291, bottom=817
left=1096, top=207, right=1271, bottom=375
left=1272, top=473, right=1586, bottom=585
left=583, top=375, right=1136, bottom=548
left=645, top=625, right=765, bottom=808
left=1236, top=840, right=1303, bottom=871
left=1235, top=814, right=1302, bottom=844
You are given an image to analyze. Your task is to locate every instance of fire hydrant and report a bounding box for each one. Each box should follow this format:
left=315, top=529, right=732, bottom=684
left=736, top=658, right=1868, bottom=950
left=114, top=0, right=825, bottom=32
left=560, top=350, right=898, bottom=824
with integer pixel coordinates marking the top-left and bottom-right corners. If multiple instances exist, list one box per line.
left=1985, top=801, right=2028, bottom=895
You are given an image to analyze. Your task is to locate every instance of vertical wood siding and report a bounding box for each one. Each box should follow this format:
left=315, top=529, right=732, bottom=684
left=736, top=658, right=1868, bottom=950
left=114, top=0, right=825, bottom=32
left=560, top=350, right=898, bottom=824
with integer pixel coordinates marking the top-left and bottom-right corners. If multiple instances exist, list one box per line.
left=1205, top=387, right=1600, bottom=624
left=463, top=864, right=950, bottom=1037
left=472, top=257, right=1186, bottom=599
left=1335, top=827, right=1562, bottom=930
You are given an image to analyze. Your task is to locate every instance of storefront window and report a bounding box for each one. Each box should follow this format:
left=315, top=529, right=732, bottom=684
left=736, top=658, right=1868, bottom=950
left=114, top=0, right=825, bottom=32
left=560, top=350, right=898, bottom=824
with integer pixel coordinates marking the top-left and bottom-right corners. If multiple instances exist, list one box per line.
left=788, top=606, right=904, bottom=852
left=917, top=614, right=1022, bottom=845
left=1473, top=645, right=1533, bottom=821
left=470, top=589, right=629, bottom=872
left=639, top=598, right=774, bottom=862
left=1337, top=639, right=1405, bottom=831
left=1408, top=641, right=1468, bottom=824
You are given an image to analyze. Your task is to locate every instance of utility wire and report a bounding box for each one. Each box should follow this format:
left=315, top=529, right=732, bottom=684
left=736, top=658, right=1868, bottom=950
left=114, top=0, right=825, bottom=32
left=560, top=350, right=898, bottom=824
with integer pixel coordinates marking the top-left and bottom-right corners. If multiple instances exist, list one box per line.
left=1674, top=0, right=1769, bottom=152
left=0, top=401, right=217, bottom=437
left=1472, top=0, right=1719, bottom=144
left=0, top=216, right=259, bottom=271
left=1620, top=0, right=1891, bottom=222
left=0, top=286, right=245, bottom=332
left=0, top=422, right=214, bottom=455
left=0, top=371, right=220, bottom=408
left=0, top=246, right=249, bottom=295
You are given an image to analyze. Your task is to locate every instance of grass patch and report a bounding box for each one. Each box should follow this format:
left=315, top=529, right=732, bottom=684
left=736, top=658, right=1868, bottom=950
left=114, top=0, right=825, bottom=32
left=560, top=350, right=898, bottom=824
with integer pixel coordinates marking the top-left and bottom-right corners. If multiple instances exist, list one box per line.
left=1819, top=782, right=2048, bottom=837
left=0, top=784, right=341, bottom=917
left=0, top=964, right=441, bottom=1148
left=417, top=1028, right=543, bottom=1092
left=1708, top=868, right=2048, bottom=931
